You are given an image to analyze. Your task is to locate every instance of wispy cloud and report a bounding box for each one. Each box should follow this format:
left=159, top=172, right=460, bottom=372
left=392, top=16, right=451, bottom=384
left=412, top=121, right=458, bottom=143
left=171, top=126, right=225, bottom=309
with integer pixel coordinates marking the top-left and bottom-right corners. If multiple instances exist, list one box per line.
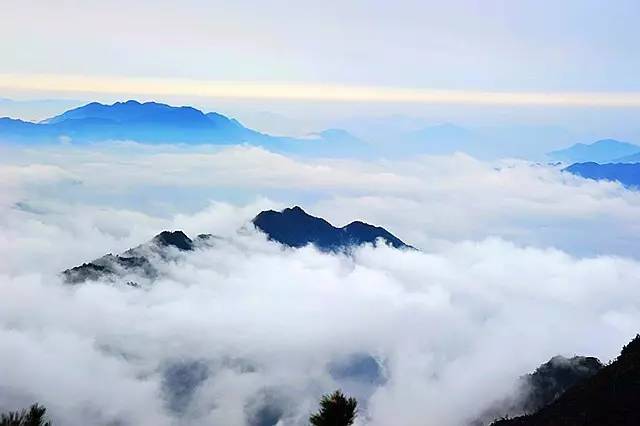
left=3, top=74, right=640, bottom=107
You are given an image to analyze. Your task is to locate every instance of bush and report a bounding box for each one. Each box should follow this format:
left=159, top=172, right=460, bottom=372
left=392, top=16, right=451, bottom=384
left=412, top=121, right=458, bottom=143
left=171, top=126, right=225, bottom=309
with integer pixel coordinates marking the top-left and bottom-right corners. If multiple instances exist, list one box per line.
left=309, top=390, right=357, bottom=426
left=0, top=403, right=51, bottom=426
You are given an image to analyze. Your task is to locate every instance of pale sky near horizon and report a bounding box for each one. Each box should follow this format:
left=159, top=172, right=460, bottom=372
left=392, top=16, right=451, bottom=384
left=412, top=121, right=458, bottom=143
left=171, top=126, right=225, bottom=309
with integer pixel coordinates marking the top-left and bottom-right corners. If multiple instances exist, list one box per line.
left=1, top=0, right=640, bottom=136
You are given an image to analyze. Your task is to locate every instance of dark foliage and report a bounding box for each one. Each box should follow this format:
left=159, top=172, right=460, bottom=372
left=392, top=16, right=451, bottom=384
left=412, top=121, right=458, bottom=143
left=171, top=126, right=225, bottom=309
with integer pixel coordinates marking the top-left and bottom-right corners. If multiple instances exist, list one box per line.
left=520, top=355, right=603, bottom=413
left=491, top=334, right=640, bottom=426
left=0, top=404, right=51, bottom=426
left=309, top=390, right=357, bottom=426
left=473, top=356, right=602, bottom=425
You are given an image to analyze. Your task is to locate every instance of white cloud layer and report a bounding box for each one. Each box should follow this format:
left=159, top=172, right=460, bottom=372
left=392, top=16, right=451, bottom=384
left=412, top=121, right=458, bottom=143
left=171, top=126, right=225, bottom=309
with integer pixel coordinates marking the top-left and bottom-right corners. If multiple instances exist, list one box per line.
left=1, top=143, right=640, bottom=425
left=4, top=143, right=640, bottom=256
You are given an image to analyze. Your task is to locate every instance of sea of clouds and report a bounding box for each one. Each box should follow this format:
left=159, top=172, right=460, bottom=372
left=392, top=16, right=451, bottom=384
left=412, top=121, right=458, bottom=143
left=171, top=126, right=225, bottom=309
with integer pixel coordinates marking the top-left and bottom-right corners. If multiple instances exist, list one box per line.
left=1, top=143, right=640, bottom=425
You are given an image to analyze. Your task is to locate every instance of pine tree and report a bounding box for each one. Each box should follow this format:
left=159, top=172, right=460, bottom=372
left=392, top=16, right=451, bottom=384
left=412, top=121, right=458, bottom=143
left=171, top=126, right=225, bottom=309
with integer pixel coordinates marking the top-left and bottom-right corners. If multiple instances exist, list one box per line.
left=309, top=390, right=357, bottom=426
left=0, top=403, right=51, bottom=426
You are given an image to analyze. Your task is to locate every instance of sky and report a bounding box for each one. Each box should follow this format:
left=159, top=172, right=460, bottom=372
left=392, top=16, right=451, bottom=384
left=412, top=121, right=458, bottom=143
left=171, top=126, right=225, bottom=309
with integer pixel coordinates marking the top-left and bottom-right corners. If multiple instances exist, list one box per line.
left=1, top=0, right=640, bottom=138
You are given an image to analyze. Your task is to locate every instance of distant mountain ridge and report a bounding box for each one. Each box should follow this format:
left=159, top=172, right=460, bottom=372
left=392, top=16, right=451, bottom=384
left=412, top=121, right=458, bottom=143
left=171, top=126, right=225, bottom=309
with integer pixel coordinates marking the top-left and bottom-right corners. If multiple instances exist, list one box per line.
left=548, top=139, right=640, bottom=163
left=0, top=100, right=380, bottom=159
left=564, top=162, right=640, bottom=188
left=613, top=151, right=640, bottom=163
left=0, top=100, right=278, bottom=145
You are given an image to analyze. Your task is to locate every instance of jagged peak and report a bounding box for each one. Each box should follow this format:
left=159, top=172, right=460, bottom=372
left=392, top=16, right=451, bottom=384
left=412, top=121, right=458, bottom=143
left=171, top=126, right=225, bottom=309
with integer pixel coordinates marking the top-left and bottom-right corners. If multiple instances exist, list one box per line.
left=252, top=206, right=410, bottom=250
left=284, top=205, right=307, bottom=215
left=152, top=230, right=194, bottom=251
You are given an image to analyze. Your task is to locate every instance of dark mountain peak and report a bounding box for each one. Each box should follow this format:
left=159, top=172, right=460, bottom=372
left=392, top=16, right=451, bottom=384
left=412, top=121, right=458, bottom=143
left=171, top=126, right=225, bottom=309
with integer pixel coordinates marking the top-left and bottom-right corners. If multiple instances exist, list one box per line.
left=284, top=205, right=307, bottom=215
left=492, top=335, right=640, bottom=426
left=252, top=206, right=410, bottom=251
left=255, top=206, right=327, bottom=222
left=152, top=230, right=194, bottom=251
left=61, top=207, right=410, bottom=285
left=342, top=221, right=407, bottom=249
left=343, top=220, right=369, bottom=229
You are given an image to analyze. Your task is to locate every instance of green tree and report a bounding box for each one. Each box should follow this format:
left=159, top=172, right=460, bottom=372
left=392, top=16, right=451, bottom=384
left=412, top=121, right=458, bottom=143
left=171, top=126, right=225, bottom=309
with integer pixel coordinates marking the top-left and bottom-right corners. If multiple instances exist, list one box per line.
left=0, top=403, right=51, bottom=426
left=309, top=390, right=357, bottom=426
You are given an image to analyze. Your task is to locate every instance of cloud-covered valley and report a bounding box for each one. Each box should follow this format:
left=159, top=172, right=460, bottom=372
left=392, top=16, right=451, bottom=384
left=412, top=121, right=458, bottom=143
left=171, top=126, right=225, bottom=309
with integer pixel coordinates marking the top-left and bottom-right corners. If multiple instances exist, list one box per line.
left=1, top=143, right=640, bottom=425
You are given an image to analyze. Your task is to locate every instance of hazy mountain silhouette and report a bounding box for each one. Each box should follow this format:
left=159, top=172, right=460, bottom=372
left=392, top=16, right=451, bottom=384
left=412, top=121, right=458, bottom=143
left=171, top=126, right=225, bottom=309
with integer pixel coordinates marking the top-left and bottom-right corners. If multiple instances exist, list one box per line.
left=0, top=100, right=289, bottom=145
left=403, top=123, right=475, bottom=154
left=612, top=151, right=640, bottom=162
left=548, top=139, right=640, bottom=163
left=0, top=101, right=375, bottom=157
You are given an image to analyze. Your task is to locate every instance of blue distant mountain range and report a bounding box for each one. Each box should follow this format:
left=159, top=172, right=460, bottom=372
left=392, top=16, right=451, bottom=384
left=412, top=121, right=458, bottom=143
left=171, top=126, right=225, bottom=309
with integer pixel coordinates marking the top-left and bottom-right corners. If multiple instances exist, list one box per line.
left=548, top=139, right=640, bottom=163
left=5, top=100, right=640, bottom=164
left=552, top=140, right=640, bottom=188
left=0, top=100, right=370, bottom=157
left=564, top=162, right=640, bottom=188
left=0, top=100, right=282, bottom=145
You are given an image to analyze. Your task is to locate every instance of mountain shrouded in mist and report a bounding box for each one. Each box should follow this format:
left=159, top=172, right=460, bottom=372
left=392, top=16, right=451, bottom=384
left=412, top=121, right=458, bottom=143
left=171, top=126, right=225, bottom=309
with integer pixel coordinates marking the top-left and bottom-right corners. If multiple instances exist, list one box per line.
left=477, top=355, right=603, bottom=424
left=548, top=139, right=640, bottom=163
left=62, top=230, right=201, bottom=284
left=492, top=335, right=640, bottom=426
left=62, top=207, right=410, bottom=284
